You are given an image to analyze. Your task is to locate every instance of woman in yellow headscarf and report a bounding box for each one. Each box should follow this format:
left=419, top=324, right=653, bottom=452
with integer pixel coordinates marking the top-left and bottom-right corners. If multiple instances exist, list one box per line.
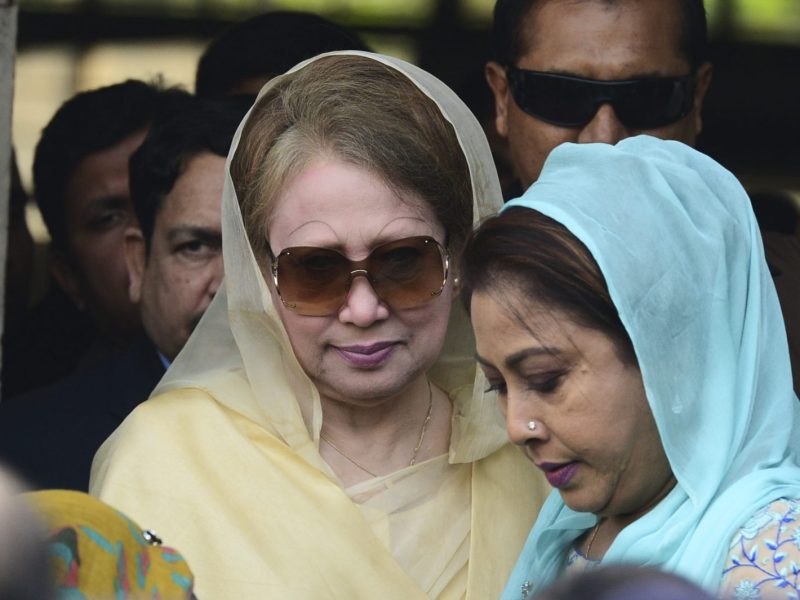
left=90, top=51, right=548, bottom=599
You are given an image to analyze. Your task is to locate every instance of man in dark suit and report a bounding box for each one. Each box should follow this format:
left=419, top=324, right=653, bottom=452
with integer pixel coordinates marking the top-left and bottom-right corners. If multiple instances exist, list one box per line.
left=1, top=81, right=193, bottom=399
left=0, top=97, right=245, bottom=490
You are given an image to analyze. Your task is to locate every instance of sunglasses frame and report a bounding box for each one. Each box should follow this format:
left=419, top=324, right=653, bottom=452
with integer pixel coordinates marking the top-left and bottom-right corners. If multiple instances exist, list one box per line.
left=506, top=66, right=696, bottom=129
left=269, top=236, right=450, bottom=316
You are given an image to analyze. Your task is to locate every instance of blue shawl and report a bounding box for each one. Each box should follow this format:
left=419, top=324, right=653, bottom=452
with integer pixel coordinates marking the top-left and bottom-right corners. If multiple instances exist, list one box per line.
left=499, top=136, right=800, bottom=598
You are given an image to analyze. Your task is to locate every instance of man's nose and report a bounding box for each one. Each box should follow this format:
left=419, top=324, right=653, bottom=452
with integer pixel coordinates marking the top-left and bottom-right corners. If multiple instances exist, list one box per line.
left=577, top=104, right=630, bottom=144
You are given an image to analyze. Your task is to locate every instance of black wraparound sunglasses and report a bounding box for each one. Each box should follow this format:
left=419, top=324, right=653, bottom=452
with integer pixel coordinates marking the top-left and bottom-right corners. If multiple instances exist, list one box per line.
left=506, top=67, right=696, bottom=129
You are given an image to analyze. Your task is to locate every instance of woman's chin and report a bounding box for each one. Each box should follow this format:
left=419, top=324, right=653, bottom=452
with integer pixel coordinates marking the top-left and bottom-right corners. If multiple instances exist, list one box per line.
left=559, top=486, right=610, bottom=516
left=314, top=372, right=419, bottom=405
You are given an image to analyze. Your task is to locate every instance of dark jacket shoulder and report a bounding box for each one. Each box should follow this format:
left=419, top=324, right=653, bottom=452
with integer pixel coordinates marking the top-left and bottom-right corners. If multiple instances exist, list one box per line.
left=0, top=336, right=165, bottom=491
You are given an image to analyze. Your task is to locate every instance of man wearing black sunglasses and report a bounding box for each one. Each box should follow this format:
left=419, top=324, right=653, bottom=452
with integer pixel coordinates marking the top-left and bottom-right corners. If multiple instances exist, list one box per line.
left=485, top=0, right=713, bottom=189
left=485, top=0, right=800, bottom=398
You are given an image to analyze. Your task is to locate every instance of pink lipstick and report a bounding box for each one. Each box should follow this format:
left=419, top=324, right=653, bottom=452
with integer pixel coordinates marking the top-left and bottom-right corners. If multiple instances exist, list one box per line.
left=334, top=342, right=397, bottom=368
left=539, top=461, right=579, bottom=488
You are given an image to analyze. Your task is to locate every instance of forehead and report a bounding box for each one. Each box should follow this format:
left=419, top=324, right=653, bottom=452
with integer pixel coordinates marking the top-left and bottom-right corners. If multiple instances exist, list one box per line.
left=268, top=159, right=441, bottom=250
left=519, top=0, right=689, bottom=78
left=157, top=152, right=226, bottom=225
left=473, top=289, right=560, bottom=343
left=472, top=287, right=634, bottom=382
left=65, top=129, right=147, bottom=213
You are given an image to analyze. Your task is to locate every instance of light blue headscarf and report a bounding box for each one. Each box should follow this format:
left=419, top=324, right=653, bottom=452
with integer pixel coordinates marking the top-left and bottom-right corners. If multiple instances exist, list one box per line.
left=498, top=136, right=800, bottom=598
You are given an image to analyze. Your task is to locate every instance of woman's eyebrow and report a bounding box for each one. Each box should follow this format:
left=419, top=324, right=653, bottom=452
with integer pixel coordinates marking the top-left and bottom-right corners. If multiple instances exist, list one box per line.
left=475, top=347, right=562, bottom=370
left=504, top=347, right=562, bottom=369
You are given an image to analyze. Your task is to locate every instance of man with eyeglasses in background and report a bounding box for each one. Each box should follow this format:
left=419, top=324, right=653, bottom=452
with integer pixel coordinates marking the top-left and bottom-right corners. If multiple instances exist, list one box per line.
left=484, top=0, right=800, bottom=398
left=485, top=0, right=713, bottom=190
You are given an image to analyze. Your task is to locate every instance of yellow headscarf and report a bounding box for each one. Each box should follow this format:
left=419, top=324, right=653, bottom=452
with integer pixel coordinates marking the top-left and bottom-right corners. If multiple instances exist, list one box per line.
left=147, top=51, right=509, bottom=464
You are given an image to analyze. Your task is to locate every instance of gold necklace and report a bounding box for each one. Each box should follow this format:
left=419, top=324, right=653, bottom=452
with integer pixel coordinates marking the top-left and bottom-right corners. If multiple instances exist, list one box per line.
left=321, top=380, right=434, bottom=477
left=410, top=379, right=434, bottom=466
left=320, top=435, right=378, bottom=476
left=585, top=518, right=604, bottom=561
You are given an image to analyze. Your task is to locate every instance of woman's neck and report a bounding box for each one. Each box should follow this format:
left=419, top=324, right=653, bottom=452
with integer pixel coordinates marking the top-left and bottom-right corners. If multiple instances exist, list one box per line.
left=319, top=376, right=452, bottom=486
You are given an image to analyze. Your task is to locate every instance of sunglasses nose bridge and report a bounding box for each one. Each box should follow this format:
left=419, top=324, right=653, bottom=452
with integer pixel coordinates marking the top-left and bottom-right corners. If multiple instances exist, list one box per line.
left=345, top=250, right=374, bottom=285
left=345, top=268, right=378, bottom=294
left=341, top=268, right=388, bottom=317
left=586, top=85, right=617, bottom=121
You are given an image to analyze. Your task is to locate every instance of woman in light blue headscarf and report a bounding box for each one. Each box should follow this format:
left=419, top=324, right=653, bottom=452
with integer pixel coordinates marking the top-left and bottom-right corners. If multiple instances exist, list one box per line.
left=459, top=135, right=800, bottom=599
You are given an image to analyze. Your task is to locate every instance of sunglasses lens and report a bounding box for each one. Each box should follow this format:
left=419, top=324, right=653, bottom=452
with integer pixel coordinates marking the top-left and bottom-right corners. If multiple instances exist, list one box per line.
left=614, top=78, right=692, bottom=129
left=370, top=237, right=446, bottom=310
left=510, top=70, right=597, bottom=126
left=275, top=248, right=350, bottom=316
left=509, top=68, right=693, bottom=129
left=274, top=236, right=447, bottom=316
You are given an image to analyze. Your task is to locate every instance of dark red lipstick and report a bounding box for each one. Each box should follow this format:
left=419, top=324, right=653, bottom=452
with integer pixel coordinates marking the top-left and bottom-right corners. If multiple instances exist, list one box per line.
left=538, top=461, right=579, bottom=488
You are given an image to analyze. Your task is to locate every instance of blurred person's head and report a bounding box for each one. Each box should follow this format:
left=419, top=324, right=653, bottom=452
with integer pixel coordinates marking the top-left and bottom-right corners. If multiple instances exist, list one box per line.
left=126, top=98, right=245, bottom=361
left=0, top=466, right=52, bottom=600
left=486, top=0, right=713, bottom=187
left=195, top=10, right=370, bottom=98
left=33, top=80, right=190, bottom=346
left=534, top=565, right=717, bottom=600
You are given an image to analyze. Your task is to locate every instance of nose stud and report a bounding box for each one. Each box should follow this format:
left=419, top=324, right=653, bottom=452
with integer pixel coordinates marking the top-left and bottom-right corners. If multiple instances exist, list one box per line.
left=527, top=420, right=537, bottom=431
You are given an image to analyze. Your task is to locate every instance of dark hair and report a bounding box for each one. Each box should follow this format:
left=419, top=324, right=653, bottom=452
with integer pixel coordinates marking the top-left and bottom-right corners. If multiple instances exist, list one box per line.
left=195, top=11, right=370, bottom=98
left=460, top=207, right=635, bottom=364
left=231, top=54, right=473, bottom=261
left=129, top=97, right=248, bottom=247
left=491, top=0, right=708, bottom=71
left=32, top=80, right=189, bottom=252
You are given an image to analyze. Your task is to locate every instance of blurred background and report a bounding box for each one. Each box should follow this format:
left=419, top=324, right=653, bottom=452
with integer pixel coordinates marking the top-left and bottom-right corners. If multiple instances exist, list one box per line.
left=10, top=0, right=800, bottom=245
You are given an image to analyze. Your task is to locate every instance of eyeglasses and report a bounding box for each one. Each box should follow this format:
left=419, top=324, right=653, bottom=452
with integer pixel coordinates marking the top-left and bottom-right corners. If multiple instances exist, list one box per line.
left=506, top=67, right=696, bottom=129
left=270, top=236, right=449, bottom=316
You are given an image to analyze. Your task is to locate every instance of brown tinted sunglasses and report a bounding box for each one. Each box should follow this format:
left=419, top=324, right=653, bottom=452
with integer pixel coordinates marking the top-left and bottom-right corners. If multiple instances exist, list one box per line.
left=270, top=236, right=449, bottom=316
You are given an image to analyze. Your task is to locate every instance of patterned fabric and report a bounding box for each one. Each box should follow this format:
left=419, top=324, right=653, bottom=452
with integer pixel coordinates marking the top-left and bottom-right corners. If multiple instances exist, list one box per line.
left=564, top=546, right=598, bottom=576
left=722, top=499, right=800, bottom=599
left=24, top=490, right=194, bottom=600
left=557, top=499, right=800, bottom=599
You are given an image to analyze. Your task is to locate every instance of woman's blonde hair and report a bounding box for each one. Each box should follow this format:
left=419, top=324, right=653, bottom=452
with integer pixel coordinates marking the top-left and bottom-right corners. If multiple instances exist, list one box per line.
left=231, top=54, right=473, bottom=260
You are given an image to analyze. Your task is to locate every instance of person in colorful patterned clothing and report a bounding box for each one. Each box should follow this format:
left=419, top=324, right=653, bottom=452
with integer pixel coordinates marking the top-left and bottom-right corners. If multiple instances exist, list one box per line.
left=460, top=135, right=800, bottom=599
left=26, top=490, right=195, bottom=599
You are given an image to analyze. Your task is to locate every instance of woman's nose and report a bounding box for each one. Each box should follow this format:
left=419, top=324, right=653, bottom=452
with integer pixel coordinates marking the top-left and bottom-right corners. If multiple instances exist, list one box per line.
left=504, top=393, right=546, bottom=447
left=338, top=274, right=390, bottom=327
